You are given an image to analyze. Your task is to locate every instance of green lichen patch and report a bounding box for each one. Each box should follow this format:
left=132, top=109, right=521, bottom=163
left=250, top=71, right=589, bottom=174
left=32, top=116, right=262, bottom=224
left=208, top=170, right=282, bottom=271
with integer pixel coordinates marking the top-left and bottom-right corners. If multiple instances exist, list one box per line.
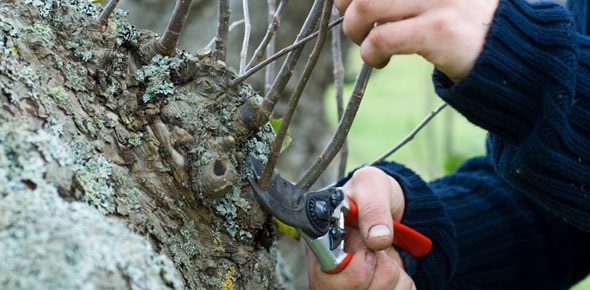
left=74, top=155, right=116, bottom=214
left=137, top=55, right=182, bottom=103
left=0, top=122, right=68, bottom=193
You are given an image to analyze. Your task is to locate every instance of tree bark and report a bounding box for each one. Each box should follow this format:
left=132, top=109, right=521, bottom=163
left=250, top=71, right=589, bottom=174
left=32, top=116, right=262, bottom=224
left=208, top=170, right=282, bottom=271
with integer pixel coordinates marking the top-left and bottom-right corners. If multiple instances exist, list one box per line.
left=0, top=1, right=278, bottom=289
left=118, top=2, right=351, bottom=289
left=120, top=0, right=342, bottom=186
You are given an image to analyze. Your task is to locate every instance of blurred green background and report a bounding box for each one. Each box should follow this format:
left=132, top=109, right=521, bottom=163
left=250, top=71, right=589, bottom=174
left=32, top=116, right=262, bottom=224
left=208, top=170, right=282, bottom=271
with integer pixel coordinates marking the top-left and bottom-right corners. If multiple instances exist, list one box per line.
left=323, top=51, right=590, bottom=290
left=324, top=52, right=486, bottom=180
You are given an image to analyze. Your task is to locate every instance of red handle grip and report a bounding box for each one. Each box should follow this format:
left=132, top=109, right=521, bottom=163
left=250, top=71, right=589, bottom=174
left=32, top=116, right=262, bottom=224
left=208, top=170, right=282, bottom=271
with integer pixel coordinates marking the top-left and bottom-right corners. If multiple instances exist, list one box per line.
left=344, top=197, right=432, bottom=258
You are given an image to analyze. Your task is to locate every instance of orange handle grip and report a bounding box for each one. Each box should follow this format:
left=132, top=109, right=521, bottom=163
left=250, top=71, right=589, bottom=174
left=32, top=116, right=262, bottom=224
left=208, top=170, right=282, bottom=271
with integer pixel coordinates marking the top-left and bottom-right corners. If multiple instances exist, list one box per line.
left=344, top=197, right=432, bottom=258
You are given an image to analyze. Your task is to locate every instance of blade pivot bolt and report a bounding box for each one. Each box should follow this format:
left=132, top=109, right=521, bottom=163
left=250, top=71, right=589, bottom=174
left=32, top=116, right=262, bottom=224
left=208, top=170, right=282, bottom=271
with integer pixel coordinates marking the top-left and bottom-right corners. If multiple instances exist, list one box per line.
left=313, top=200, right=330, bottom=221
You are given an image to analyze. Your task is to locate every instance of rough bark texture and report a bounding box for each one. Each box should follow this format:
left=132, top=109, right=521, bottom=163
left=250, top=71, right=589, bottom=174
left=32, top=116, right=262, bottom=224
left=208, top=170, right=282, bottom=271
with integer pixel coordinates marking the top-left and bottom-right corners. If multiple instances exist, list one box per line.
left=0, top=1, right=278, bottom=289
left=120, top=0, right=339, bottom=186
left=118, top=2, right=350, bottom=289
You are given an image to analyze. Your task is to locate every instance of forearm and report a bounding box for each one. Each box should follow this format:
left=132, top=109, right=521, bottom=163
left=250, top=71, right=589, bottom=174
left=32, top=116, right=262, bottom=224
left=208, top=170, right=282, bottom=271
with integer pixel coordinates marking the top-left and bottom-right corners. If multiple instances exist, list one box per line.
left=374, top=158, right=590, bottom=289
left=433, top=0, right=590, bottom=230
left=431, top=157, right=590, bottom=289
left=434, top=0, right=579, bottom=140
left=371, top=162, right=456, bottom=290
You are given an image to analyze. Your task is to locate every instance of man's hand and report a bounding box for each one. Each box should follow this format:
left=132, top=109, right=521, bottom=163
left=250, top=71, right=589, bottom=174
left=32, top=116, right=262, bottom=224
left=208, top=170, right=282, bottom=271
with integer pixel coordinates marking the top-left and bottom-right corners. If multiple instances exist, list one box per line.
left=307, top=167, right=415, bottom=289
left=334, top=0, right=499, bottom=83
left=308, top=248, right=416, bottom=290
left=343, top=167, right=405, bottom=250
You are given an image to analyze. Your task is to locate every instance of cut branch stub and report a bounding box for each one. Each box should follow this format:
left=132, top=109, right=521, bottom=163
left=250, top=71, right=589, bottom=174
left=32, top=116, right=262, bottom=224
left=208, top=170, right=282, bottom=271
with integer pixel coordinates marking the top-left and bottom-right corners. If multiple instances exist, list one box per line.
left=234, top=97, right=272, bottom=142
left=190, top=150, right=239, bottom=198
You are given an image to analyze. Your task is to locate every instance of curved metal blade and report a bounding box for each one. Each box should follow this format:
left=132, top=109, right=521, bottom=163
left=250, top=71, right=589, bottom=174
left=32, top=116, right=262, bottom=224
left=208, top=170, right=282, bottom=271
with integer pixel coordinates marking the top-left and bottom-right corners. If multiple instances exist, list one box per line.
left=247, top=155, right=324, bottom=237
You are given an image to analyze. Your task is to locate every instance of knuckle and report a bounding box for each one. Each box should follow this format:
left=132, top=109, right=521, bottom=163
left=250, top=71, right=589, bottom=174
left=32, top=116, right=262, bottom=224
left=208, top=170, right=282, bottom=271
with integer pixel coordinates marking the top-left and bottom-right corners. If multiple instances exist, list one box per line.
left=334, top=0, right=350, bottom=14
left=349, top=167, right=389, bottom=191
left=351, top=166, right=383, bottom=181
left=341, top=19, right=355, bottom=41
left=361, top=28, right=396, bottom=68
left=358, top=201, right=391, bottom=224
left=365, top=28, right=386, bottom=50
left=421, top=11, right=458, bottom=64
left=347, top=167, right=389, bottom=200
left=428, top=9, right=457, bottom=39
left=353, top=0, right=376, bottom=15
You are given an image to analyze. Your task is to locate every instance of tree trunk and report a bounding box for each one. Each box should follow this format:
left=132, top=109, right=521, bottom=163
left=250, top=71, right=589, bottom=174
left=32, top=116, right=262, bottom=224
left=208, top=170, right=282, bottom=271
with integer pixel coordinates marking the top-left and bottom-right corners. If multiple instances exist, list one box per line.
left=119, top=2, right=351, bottom=289
left=120, top=0, right=341, bottom=186
left=0, top=1, right=278, bottom=289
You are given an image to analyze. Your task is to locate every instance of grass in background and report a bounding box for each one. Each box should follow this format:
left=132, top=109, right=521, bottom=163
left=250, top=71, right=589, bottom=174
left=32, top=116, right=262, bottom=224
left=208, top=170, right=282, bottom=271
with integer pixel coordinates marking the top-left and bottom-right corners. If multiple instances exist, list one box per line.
left=324, top=52, right=486, bottom=181
left=574, top=276, right=590, bottom=290
left=324, top=51, right=590, bottom=289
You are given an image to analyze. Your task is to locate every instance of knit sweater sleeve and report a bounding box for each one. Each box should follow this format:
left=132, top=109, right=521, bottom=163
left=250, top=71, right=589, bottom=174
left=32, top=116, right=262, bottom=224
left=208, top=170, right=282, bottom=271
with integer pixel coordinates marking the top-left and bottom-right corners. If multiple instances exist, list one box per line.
left=433, top=0, right=590, bottom=230
left=370, top=158, right=590, bottom=290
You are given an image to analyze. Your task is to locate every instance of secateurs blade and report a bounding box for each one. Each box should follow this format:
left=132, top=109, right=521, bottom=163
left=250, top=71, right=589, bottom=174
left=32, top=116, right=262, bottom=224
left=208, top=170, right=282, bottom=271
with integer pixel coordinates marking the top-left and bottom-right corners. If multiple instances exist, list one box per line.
left=247, top=155, right=433, bottom=274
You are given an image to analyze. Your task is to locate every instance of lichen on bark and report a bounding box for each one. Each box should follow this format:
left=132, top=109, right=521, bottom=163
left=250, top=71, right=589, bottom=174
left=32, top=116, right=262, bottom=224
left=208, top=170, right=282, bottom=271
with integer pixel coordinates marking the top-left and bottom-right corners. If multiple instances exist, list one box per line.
left=0, top=1, right=277, bottom=289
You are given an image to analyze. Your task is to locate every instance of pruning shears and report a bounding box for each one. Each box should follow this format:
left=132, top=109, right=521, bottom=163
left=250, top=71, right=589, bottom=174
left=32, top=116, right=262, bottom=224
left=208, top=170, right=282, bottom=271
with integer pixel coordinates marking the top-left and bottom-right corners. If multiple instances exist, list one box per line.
left=247, top=155, right=432, bottom=274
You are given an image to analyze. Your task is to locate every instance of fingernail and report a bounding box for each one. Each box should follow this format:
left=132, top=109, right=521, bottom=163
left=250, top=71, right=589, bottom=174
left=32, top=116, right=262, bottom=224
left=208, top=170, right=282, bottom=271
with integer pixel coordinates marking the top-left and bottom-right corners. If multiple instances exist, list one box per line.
left=365, top=251, right=376, bottom=271
left=368, top=224, right=391, bottom=238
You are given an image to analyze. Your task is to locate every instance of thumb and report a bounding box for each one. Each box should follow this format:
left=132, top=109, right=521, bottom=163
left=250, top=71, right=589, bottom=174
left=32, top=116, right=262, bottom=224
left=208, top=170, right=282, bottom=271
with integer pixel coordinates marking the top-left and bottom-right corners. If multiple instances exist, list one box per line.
left=343, top=167, right=404, bottom=251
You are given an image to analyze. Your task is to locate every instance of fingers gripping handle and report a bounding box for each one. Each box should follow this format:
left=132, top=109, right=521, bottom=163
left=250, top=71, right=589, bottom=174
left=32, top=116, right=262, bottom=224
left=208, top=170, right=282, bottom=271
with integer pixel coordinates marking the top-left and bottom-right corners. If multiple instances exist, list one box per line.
left=312, top=196, right=432, bottom=274
left=344, top=197, right=432, bottom=258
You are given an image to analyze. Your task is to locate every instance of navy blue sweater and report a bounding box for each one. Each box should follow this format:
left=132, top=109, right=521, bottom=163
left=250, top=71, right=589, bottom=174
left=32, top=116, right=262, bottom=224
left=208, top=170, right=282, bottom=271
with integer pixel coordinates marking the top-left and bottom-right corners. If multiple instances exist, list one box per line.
left=352, top=0, right=590, bottom=288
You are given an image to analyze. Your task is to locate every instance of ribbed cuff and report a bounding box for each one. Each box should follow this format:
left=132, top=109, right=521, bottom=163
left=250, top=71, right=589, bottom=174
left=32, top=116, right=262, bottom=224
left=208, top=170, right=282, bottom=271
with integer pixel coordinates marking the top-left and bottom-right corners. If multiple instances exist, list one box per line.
left=372, top=162, right=456, bottom=290
left=433, top=0, right=577, bottom=142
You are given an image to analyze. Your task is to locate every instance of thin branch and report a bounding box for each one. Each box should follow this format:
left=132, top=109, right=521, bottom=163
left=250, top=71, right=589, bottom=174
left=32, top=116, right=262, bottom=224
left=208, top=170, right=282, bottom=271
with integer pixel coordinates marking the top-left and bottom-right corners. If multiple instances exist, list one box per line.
left=264, top=0, right=279, bottom=94
left=259, top=0, right=334, bottom=189
left=369, top=102, right=448, bottom=166
left=298, top=63, right=373, bottom=191
left=214, top=0, right=230, bottom=61
left=229, top=16, right=343, bottom=87
left=330, top=6, right=347, bottom=177
left=205, top=20, right=244, bottom=50
left=156, top=0, right=193, bottom=56
left=239, top=0, right=251, bottom=74
left=258, top=0, right=323, bottom=116
left=95, top=0, right=120, bottom=29
left=247, top=0, right=288, bottom=70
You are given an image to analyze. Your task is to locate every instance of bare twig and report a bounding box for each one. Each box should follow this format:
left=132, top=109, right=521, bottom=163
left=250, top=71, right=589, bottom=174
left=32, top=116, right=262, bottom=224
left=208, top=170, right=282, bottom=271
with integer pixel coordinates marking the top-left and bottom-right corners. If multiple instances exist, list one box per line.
left=258, top=0, right=323, bottom=116
left=330, top=6, right=347, bottom=177
left=259, top=0, right=334, bottom=189
left=205, top=20, right=245, bottom=50
left=247, top=0, right=288, bottom=70
left=264, top=0, right=279, bottom=94
left=239, top=0, right=251, bottom=74
left=298, top=63, right=373, bottom=190
left=95, top=0, right=120, bottom=29
left=369, top=102, right=448, bottom=166
left=214, top=0, right=230, bottom=61
left=229, top=16, right=343, bottom=87
left=156, top=0, right=193, bottom=56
